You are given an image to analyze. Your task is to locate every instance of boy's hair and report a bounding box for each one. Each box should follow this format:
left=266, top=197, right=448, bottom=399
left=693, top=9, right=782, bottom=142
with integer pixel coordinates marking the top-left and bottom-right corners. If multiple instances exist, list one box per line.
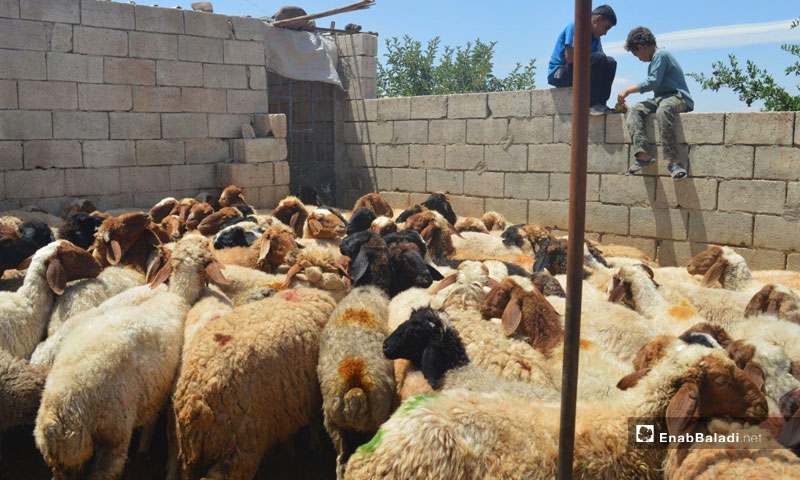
left=624, top=27, right=657, bottom=52
left=591, top=5, right=617, bottom=26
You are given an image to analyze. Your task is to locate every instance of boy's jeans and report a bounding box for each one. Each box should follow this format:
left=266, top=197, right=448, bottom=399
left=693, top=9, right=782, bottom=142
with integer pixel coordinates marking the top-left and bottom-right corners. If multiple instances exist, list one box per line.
left=626, top=92, right=690, bottom=162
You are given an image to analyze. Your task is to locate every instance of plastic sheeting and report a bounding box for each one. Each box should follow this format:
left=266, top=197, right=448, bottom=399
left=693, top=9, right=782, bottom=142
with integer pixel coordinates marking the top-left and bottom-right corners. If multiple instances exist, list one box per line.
left=264, top=24, right=343, bottom=88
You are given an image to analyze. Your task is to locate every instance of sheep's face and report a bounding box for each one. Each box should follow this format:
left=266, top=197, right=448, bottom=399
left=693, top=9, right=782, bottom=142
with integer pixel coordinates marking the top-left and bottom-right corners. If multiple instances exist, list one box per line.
left=533, top=238, right=568, bottom=275
left=197, top=207, right=242, bottom=236
left=679, top=322, right=733, bottom=349
left=501, top=225, right=527, bottom=249
left=389, top=244, right=434, bottom=289
left=306, top=210, right=346, bottom=239
left=353, top=192, right=393, bottom=218
left=186, top=202, right=214, bottom=230
left=219, top=185, right=246, bottom=208
left=371, top=217, right=397, bottom=236
left=149, top=197, right=177, bottom=223
left=160, top=216, right=186, bottom=242
left=422, top=193, right=456, bottom=225
left=455, top=217, right=488, bottom=234
left=687, top=246, right=724, bottom=275
left=347, top=208, right=377, bottom=235
left=92, top=212, right=151, bottom=266
left=745, top=284, right=800, bottom=323
left=609, top=265, right=656, bottom=309
left=171, top=198, right=198, bottom=222
left=481, top=211, right=506, bottom=232
left=481, top=278, right=518, bottom=320
left=531, top=271, right=566, bottom=298
left=780, top=388, right=800, bottom=419
left=383, top=307, right=444, bottom=363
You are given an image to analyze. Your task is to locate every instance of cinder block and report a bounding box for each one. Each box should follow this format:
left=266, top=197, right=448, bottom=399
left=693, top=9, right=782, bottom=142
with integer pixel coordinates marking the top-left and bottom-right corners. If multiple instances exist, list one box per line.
left=408, top=192, right=429, bottom=206
left=268, top=113, right=286, bottom=138
left=688, top=145, right=753, bottom=178
left=5, top=168, right=64, bottom=198
left=464, top=171, right=504, bottom=198
left=585, top=203, right=629, bottom=235
left=203, top=64, right=246, bottom=89
left=20, top=0, right=78, bottom=23
left=181, top=87, right=226, bottom=113
left=0, top=110, right=50, bottom=139
left=409, top=95, right=446, bottom=120
left=339, top=55, right=377, bottom=79
left=109, top=112, right=160, bottom=139
left=377, top=97, right=410, bottom=121
left=129, top=31, right=178, bottom=60
left=183, top=10, right=230, bottom=39
left=725, top=112, right=794, bottom=145
left=178, top=35, right=223, bottom=63
left=448, top=195, right=484, bottom=217
left=226, top=89, right=267, bottom=114
left=375, top=191, right=409, bottom=210
left=376, top=144, right=409, bottom=168
left=654, top=177, right=718, bottom=210
left=104, top=57, right=155, bottom=85
left=0, top=0, right=20, bottom=18
left=485, top=144, right=526, bottom=172
left=549, top=173, right=600, bottom=202
left=371, top=168, right=392, bottom=191
left=231, top=138, right=286, bottom=163
left=223, top=39, right=264, bottom=65
left=162, top=113, right=207, bottom=138
left=604, top=112, right=631, bottom=144
left=231, top=16, right=264, bottom=41
left=343, top=121, right=392, bottom=144
left=445, top=145, right=483, bottom=170
left=466, top=118, right=507, bottom=144
left=184, top=138, right=228, bottom=164
left=273, top=160, right=289, bottom=185
left=170, top=163, right=216, bottom=190
left=788, top=182, right=800, bottom=208
left=488, top=91, right=530, bottom=118
left=83, top=140, right=135, bottom=167
left=119, top=165, right=169, bottom=193
left=718, top=180, right=786, bottom=214
left=688, top=210, right=752, bottom=246
left=53, top=111, right=107, bottom=139
left=599, top=174, right=657, bottom=205
left=554, top=114, right=605, bottom=143
left=587, top=144, right=629, bottom=173
left=346, top=98, right=378, bottom=122
left=74, top=26, right=127, bottom=57
left=788, top=253, right=800, bottom=271
left=426, top=169, right=463, bottom=194
left=66, top=167, right=119, bottom=195
left=600, top=235, right=657, bottom=260
left=217, top=163, right=272, bottom=188
left=344, top=76, right=376, bottom=100
left=18, top=80, right=76, bottom=110
left=754, top=146, right=800, bottom=181
left=485, top=198, right=526, bottom=224
left=44, top=23, right=71, bottom=53
left=136, top=139, right=184, bottom=166
left=391, top=168, right=425, bottom=192
left=629, top=207, right=688, bottom=240
left=334, top=33, right=377, bottom=57
left=428, top=119, right=465, bottom=144
left=134, top=5, right=183, bottom=34
left=393, top=120, right=427, bottom=144
left=656, top=240, right=709, bottom=267
left=0, top=50, right=46, bottom=80
left=409, top=144, right=444, bottom=169
left=503, top=172, right=548, bottom=200
left=47, top=52, right=103, bottom=83
left=0, top=17, right=45, bottom=50
left=23, top=140, right=81, bottom=168
left=249, top=66, right=266, bottom=90
left=208, top=114, right=250, bottom=138
left=528, top=143, right=571, bottom=172
left=78, top=84, right=132, bottom=111
left=132, top=86, right=181, bottom=112
left=448, top=93, right=487, bottom=119
left=754, top=215, right=799, bottom=251
left=155, top=60, right=203, bottom=87
left=81, top=0, right=134, bottom=29
left=674, top=113, right=724, bottom=144
left=0, top=141, right=22, bottom=170
left=731, top=247, right=786, bottom=270
left=508, top=117, right=553, bottom=144
left=346, top=144, right=377, bottom=168
left=531, top=87, right=572, bottom=116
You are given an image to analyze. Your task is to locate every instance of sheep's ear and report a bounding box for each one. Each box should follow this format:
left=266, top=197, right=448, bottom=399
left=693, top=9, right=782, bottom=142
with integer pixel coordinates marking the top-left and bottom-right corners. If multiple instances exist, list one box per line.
left=430, top=273, right=458, bottom=294
left=146, top=252, right=164, bottom=284
left=420, top=223, right=435, bottom=243
left=349, top=250, right=371, bottom=286
left=701, top=259, right=726, bottom=287
left=487, top=277, right=501, bottom=290
left=665, top=382, right=700, bottom=436
left=533, top=253, right=549, bottom=273
left=46, top=258, right=66, bottom=295
left=427, top=264, right=444, bottom=281
left=790, top=361, right=800, bottom=381
left=743, top=361, right=765, bottom=391
left=778, top=411, right=800, bottom=449
left=149, top=261, right=173, bottom=289
left=447, top=222, right=464, bottom=239
left=17, top=254, right=33, bottom=270
left=420, top=344, right=446, bottom=389
left=205, top=260, right=228, bottom=285
left=289, top=212, right=302, bottom=231
left=608, top=280, right=628, bottom=304
left=745, top=285, right=772, bottom=317
left=640, top=264, right=655, bottom=279
left=616, top=367, right=651, bottom=390
left=106, top=239, right=122, bottom=265
left=501, top=296, right=523, bottom=336
left=307, top=218, right=323, bottom=236
left=258, top=236, right=272, bottom=261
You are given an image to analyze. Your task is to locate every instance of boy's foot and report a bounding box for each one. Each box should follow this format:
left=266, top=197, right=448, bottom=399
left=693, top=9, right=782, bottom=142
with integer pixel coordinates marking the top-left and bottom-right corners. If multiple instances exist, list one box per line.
left=624, top=157, right=655, bottom=176
left=589, top=104, right=609, bottom=115
left=668, top=162, right=688, bottom=180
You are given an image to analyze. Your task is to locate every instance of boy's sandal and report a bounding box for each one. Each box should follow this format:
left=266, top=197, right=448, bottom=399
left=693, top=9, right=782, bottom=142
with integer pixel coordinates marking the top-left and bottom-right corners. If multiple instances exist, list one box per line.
left=668, top=162, right=687, bottom=180
left=624, top=158, right=654, bottom=176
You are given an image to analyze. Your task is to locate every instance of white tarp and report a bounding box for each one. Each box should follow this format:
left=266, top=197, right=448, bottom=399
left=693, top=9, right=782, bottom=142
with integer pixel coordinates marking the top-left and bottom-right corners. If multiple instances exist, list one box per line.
left=264, top=24, right=343, bottom=88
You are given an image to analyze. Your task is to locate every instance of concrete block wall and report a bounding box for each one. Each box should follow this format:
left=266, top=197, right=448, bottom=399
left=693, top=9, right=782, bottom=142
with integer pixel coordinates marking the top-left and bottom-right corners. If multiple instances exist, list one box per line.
left=342, top=87, right=800, bottom=270
left=0, top=0, right=288, bottom=211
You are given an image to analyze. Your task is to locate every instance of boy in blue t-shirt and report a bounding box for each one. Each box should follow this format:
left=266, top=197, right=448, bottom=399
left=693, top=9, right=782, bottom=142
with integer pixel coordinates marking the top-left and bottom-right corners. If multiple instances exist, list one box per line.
left=547, top=4, right=618, bottom=115
left=618, top=27, right=694, bottom=180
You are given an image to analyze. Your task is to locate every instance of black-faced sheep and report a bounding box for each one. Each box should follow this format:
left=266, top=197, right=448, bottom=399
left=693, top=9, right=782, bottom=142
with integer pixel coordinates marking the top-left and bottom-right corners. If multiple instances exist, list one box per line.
left=346, top=208, right=377, bottom=235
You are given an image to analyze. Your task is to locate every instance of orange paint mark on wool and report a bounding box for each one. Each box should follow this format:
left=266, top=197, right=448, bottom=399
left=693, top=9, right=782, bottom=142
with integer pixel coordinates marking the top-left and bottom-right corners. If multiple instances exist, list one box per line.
left=669, top=301, right=697, bottom=320
left=517, top=360, right=532, bottom=372
left=213, top=333, right=232, bottom=346
left=338, top=308, right=376, bottom=326
left=338, top=357, right=368, bottom=391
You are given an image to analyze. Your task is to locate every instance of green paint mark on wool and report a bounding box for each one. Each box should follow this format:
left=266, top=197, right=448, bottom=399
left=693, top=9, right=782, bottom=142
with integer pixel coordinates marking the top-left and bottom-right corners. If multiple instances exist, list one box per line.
left=400, top=392, right=440, bottom=415
left=355, top=428, right=384, bottom=456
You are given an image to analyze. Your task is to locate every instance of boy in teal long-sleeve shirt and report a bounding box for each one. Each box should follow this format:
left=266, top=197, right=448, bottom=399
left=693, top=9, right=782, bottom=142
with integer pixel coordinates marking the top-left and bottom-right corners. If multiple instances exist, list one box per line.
left=618, top=27, right=693, bottom=180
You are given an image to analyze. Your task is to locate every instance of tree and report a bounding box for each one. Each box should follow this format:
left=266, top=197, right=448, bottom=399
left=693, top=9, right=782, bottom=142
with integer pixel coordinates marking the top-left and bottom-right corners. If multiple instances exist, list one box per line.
left=688, top=18, right=800, bottom=111
left=376, top=35, right=536, bottom=97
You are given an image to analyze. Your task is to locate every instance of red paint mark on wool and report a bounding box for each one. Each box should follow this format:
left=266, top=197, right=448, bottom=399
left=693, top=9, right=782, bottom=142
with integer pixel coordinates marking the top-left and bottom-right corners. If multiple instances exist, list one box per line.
left=213, top=333, right=232, bottom=345
left=517, top=360, right=531, bottom=372
left=279, top=290, right=302, bottom=302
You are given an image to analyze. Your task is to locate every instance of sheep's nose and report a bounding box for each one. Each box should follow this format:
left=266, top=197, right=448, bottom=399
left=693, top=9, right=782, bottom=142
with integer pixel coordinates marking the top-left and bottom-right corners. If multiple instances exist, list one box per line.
left=415, top=275, right=433, bottom=288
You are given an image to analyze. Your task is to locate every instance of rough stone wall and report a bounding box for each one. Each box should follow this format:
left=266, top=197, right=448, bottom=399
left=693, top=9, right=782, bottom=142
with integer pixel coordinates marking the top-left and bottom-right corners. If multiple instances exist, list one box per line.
left=0, top=0, right=288, bottom=211
left=342, top=86, right=800, bottom=270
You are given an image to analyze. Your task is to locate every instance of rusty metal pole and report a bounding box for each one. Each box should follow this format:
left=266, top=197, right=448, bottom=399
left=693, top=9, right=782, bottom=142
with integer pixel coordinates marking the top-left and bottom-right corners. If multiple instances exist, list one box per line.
left=556, top=0, right=592, bottom=479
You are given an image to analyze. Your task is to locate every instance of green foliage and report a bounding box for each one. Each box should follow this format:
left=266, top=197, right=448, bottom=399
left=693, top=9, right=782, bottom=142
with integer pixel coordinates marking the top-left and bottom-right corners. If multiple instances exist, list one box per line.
left=688, top=18, right=800, bottom=111
left=377, top=35, right=536, bottom=97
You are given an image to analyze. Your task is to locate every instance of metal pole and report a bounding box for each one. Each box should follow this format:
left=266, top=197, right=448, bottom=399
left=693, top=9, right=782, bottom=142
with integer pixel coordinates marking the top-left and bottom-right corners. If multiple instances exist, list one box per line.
left=557, top=0, right=591, bottom=479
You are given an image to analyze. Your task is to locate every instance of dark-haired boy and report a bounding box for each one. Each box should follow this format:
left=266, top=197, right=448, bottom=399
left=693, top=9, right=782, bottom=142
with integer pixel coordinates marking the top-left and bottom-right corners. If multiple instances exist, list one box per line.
left=618, top=26, right=693, bottom=179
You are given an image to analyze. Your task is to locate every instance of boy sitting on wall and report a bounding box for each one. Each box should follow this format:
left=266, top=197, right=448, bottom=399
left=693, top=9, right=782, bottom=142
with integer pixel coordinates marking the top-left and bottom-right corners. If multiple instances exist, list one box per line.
left=617, top=26, right=693, bottom=180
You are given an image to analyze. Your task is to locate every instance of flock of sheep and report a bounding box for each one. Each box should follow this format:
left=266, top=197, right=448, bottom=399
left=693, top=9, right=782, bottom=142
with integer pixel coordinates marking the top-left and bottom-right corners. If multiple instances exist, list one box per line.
left=1, top=185, right=800, bottom=480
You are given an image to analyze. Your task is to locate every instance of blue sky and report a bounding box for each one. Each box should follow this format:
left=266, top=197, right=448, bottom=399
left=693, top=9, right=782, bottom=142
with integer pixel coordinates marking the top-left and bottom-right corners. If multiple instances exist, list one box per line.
left=179, top=0, right=799, bottom=112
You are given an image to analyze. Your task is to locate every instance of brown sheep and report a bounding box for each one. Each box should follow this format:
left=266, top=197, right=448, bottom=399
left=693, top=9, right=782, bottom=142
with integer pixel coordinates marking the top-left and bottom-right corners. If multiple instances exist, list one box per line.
left=149, top=197, right=178, bottom=223
left=454, top=217, right=489, bottom=234
left=218, top=185, right=247, bottom=208
left=271, top=195, right=308, bottom=238
left=197, top=207, right=243, bottom=236
left=481, top=211, right=507, bottom=232
left=351, top=192, right=393, bottom=218
left=213, top=224, right=298, bottom=274
left=745, top=284, right=800, bottom=324
left=186, top=202, right=214, bottom=231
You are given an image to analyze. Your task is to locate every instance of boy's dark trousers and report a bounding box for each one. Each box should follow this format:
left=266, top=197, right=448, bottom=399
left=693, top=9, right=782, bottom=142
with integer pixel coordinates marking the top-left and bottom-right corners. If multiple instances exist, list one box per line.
left=550, top=52, right=617, bottom=107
